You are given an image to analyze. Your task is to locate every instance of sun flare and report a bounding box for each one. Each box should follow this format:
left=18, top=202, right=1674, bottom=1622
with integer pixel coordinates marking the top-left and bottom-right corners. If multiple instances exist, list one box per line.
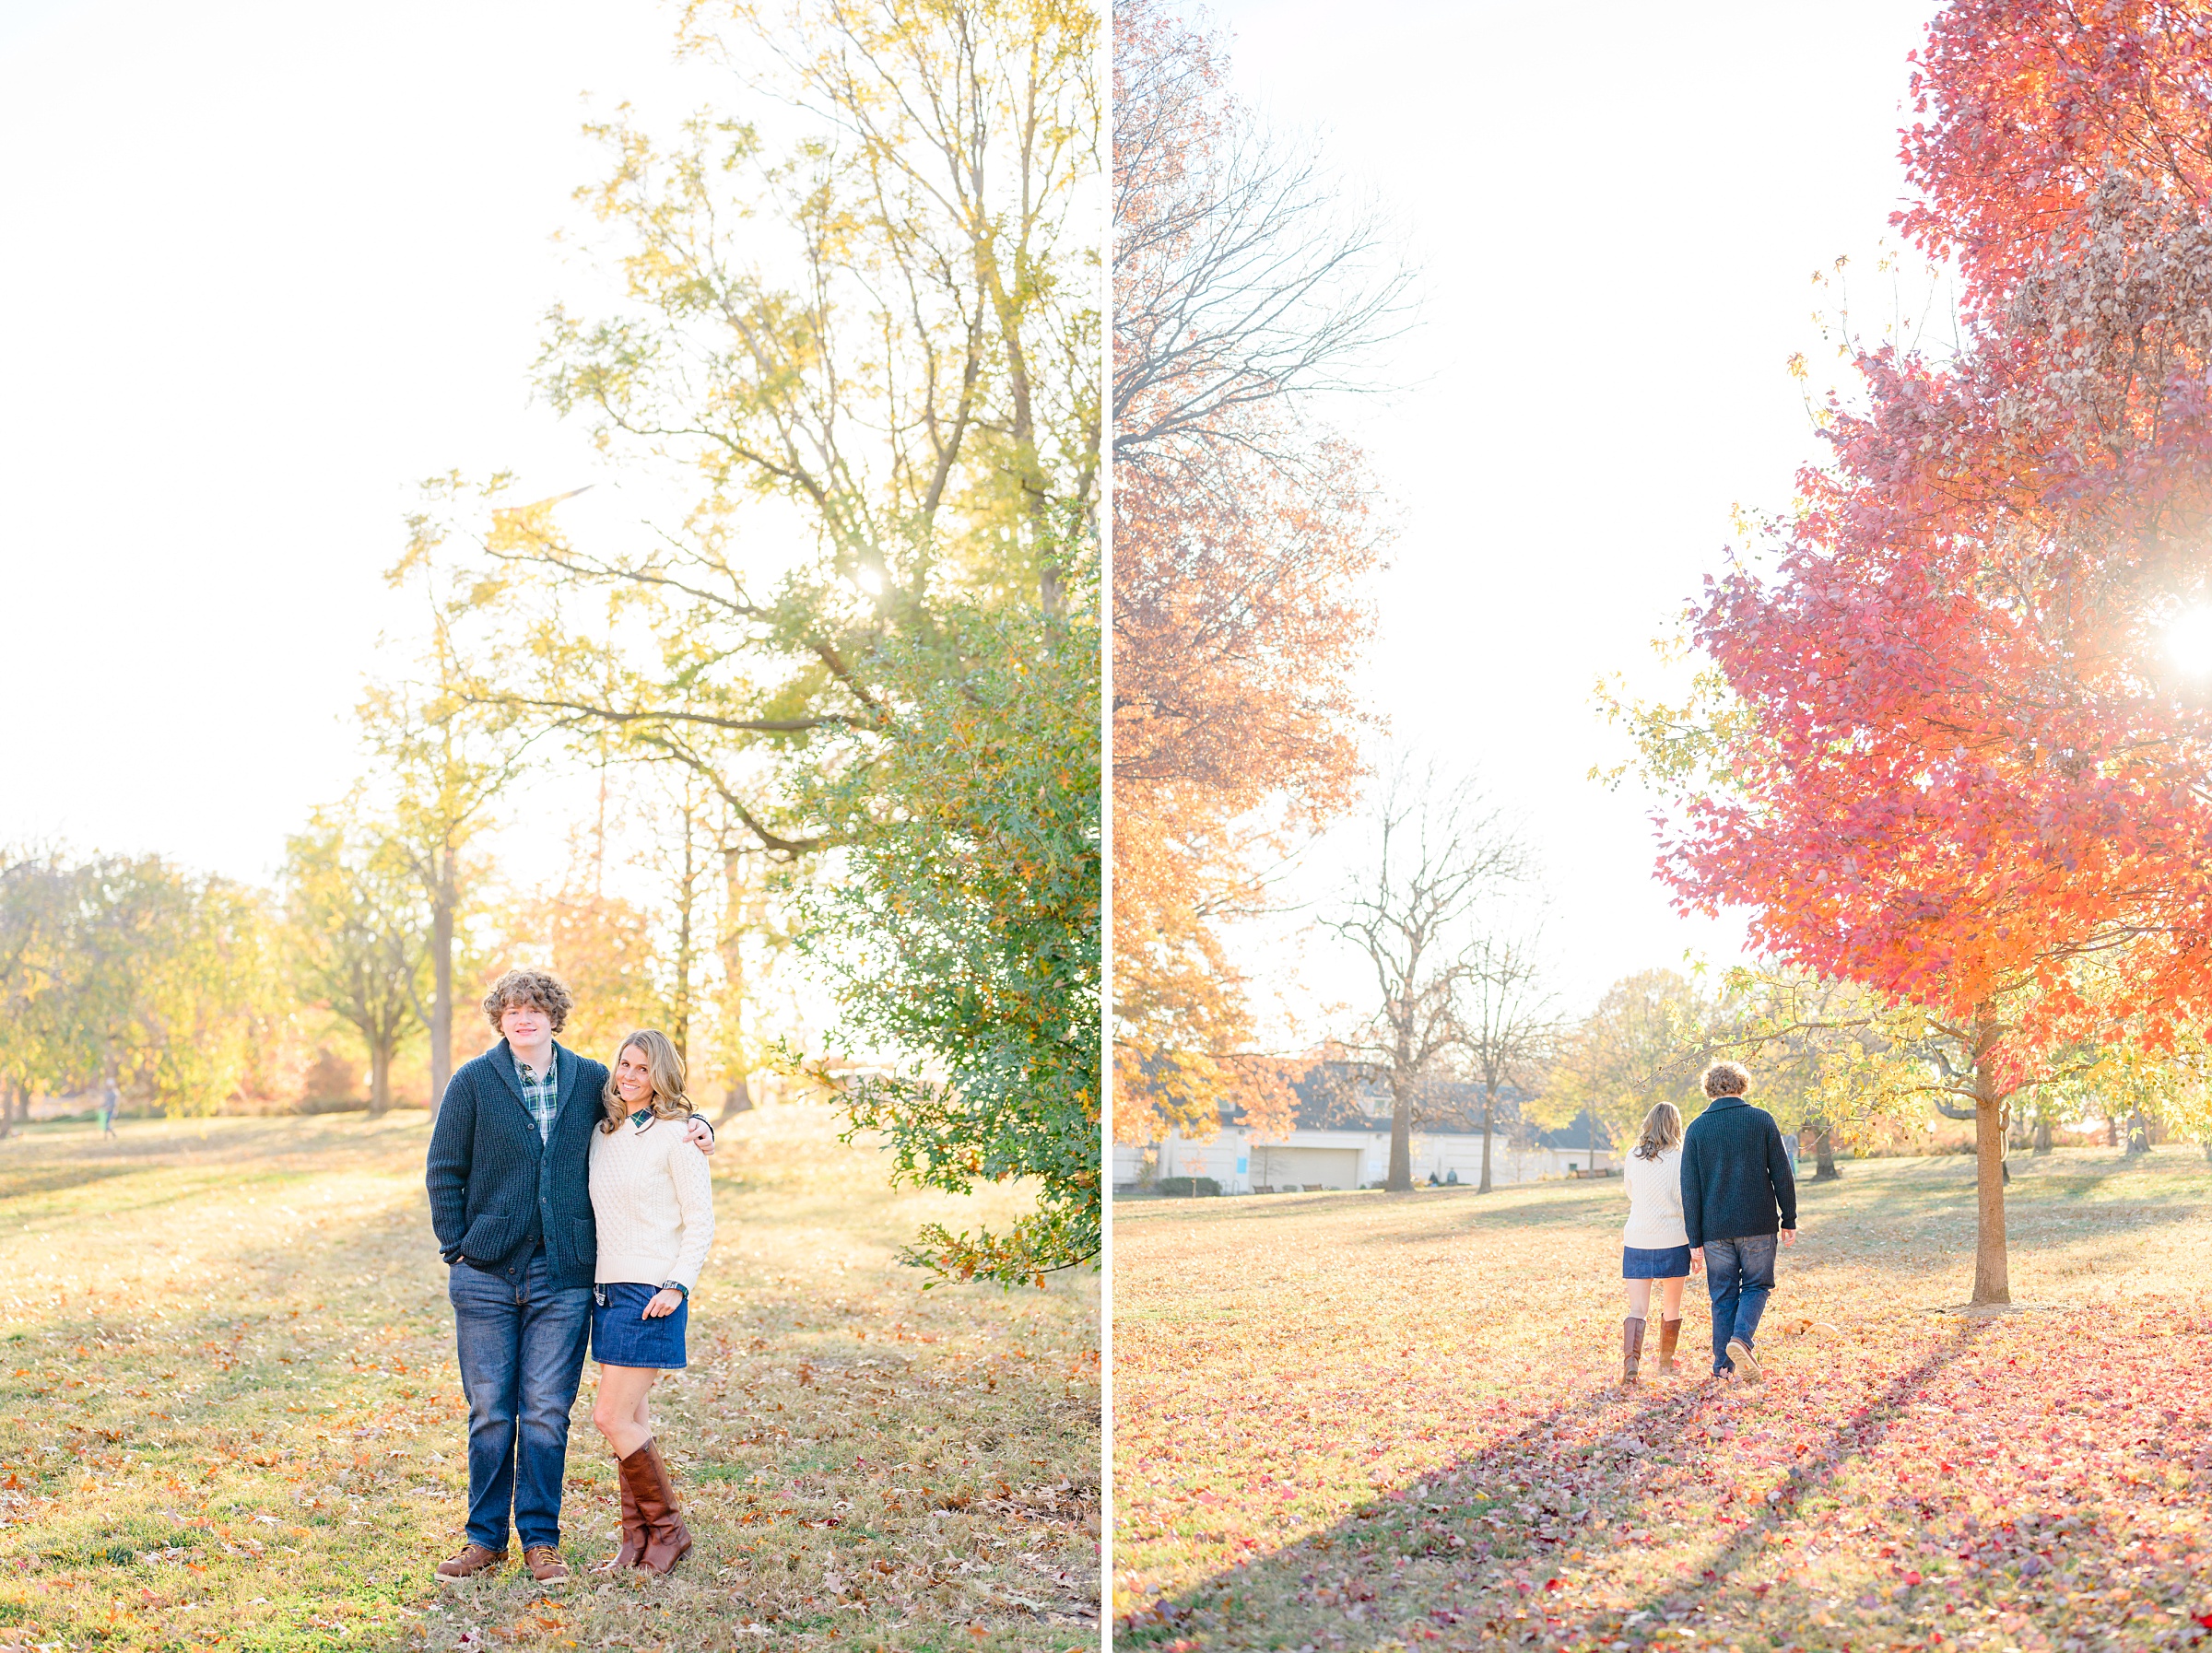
left=2167, top=606, right=2212, bottom=676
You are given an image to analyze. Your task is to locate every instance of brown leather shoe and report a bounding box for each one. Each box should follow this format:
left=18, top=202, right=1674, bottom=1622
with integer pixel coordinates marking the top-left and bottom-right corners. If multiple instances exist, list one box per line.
left=591, top=1468, right=647, bottom=1573
left=1620, top=1316, right=1646, bottom=1388
left=524, top=1546, right=569, bottom=1585
left=1727, top=1337, right=1762, bottom=1383
left=435, top=1542, right=507, bottom=1580
left=1654, top=1315, right=1683, bottom=1375
left=620, top=1438, right=692, bottom=1576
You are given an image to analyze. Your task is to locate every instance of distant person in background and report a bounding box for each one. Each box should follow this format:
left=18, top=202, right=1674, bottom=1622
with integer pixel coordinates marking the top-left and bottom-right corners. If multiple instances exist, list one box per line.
left=100, top=1078, right=119, bottom=1137
left=1618, top=1100, right=1695, bottom=1386
left=1681, top=1062, right=1798, bottom=1384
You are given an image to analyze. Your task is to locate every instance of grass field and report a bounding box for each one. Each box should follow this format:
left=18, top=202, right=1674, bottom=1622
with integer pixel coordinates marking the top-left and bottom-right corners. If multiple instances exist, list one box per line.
left=1113, top=1146, right=2212, bottom=1652
left=0, top=1106, right=1099, bottom=1652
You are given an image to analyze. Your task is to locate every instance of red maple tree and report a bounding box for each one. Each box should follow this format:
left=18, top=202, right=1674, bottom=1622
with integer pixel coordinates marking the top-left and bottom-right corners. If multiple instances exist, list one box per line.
left=1653, top=0, right=2212, bottom=1303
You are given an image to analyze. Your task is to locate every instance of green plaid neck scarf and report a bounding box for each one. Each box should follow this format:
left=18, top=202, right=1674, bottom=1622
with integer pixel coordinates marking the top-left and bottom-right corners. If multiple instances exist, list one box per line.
left=515, top=1053, right=559, bottom=1142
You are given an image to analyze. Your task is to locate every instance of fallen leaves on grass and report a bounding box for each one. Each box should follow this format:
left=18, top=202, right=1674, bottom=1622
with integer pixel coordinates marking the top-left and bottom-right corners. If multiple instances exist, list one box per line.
left=0, top=1108, right=1099, bottom=1651
left=1114, top=1146, right=2212, bottom=1651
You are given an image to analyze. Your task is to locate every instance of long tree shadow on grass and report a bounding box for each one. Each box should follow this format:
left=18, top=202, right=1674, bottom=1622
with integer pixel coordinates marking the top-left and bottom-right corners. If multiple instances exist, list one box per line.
left=1601, top=1325, right=1995, bottom=1643
left=1121, top=1324, right=1997, bottom=1651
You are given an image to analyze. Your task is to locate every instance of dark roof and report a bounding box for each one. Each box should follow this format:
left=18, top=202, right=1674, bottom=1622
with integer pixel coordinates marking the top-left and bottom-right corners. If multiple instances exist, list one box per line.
left=1274, top=1063, right=1539, bottom=1135
left=1535, top=1109, right=1616, bottom=1153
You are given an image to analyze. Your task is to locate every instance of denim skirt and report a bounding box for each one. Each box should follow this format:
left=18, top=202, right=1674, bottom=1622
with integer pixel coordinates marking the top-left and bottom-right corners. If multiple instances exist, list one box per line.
left=1623, top=1244, right=1693, bottom=1280
left=590, top=1284, right=688, bottom=1369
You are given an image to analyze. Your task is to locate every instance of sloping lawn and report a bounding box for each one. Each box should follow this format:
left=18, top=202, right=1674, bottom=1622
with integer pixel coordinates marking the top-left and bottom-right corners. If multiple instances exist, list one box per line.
left=1113, top=1147, right=2212, bottom=1652
left=0, top=1106, right=1098, bottom=1652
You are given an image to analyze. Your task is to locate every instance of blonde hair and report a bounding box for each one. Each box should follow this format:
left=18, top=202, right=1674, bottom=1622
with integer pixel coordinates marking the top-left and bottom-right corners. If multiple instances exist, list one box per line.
left=600, top=1029, right=691, bottom=1133
left=1633, top=1100, right=1683, bottom=1161
left=1702, top=1061, right=1750, bottom=1098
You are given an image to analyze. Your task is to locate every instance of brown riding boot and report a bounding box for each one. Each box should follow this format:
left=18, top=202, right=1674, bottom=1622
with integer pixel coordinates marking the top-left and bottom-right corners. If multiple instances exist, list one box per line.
left=592, top=1466, right=647, bottom=1573
left=1654, top=1315, right=1683, bottom=1376
left=620, top=1437, right=693, bottom=1577
left=1620, top=1316, right=1646, bottom=1388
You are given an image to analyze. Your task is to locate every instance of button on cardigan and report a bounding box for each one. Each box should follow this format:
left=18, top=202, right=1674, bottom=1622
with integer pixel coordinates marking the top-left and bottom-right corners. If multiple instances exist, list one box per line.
left=425, top=1039, right=610, bottom=1288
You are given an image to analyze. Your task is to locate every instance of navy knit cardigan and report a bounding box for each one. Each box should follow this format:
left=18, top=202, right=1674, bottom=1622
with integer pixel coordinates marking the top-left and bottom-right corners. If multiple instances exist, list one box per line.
left=426, top=1040, right=610, bottom=1287
left=1678, top=1094, right=1799, bottom=1248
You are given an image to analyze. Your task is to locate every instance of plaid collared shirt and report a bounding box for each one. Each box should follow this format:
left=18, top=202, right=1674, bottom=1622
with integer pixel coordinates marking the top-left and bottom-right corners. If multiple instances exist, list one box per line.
left=514, top=1051, right=559, bottom=1143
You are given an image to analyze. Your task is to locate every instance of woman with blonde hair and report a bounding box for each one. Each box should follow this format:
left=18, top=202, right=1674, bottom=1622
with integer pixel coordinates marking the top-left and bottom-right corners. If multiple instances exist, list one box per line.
left=585, top=1029, right=715, bottom=1576
left=1618, top=1099, right=1696, bottom=1386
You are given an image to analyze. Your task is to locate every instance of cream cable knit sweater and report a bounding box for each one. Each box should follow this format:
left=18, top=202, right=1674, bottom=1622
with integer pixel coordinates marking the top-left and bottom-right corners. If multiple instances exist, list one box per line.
left=589, top=1115, right=715, bottom=1289
left=1622, top=1147, right=1689, bottom=1250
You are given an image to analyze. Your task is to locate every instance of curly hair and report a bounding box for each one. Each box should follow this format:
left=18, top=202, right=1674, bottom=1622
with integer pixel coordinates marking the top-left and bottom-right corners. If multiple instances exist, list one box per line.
left=480, top=967, right=573, bottom=1035
left=1701, top=1061, right=1750, bottom=1098
left=600, top=1029, right=691, bottom=1133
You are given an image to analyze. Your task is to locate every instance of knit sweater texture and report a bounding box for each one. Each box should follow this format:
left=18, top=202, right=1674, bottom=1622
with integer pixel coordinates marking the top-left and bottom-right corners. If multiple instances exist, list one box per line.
left=1678, top=1095, right=1798, bottom=1247
left=1621, top=1147, right=1689, bottom=1249
left=425, top=1040, right=610, bottom=1287
left=589, top=1113, right=715, bottom=1290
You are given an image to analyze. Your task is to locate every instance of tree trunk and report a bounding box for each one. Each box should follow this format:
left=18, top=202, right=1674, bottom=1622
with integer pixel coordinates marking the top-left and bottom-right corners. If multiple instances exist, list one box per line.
left=1971, top=1010, right=2009, bottom=1306
left=2106, top=1111, right=2120, bottom=1148
left=1813, top=1124, right=1839, bottom=1181
left=430, top=859, right=455, bottom=1110
left=0, top=1083, right=14, bottom=1140
left=1975, top=1094, right=2010, bottom=1303
left=2125, top=1112, right=2149, bottom=1155
left=1477, top=1092, right=1494, bottom=1194
left=1385, top=1082, right=1413, bottom=1192
left=370, top=1041, right=394, bottom=1118
left=719, top=842, right=755, bottom=1125
left=2032, top=1115, right=2053, bottom=1155
left=671, top=896, right=692, bottom=1070
left=671, top=801, right=698, bottom=1069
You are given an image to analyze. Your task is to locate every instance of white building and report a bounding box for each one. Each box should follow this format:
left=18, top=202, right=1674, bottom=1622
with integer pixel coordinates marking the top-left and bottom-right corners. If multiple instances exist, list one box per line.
left=1113, top=1071, right=1620, bottom=1193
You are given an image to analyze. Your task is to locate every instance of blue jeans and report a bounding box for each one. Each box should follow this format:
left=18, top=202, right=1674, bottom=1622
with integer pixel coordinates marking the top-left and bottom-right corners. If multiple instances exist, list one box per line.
left=447, top=1248, right=592, bottom=1551
left=1703, top=1234, right=1778, bottom=1373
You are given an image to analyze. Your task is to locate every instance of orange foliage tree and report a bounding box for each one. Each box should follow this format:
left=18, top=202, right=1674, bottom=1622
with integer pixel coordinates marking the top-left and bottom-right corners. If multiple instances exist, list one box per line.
left=1112, top=0, right=1405, bottom=1144
left=1636, top=0, right=2212, bottom=1303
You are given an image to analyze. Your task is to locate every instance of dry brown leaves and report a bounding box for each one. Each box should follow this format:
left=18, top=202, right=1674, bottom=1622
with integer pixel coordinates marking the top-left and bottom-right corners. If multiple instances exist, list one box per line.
left=1113, top=1145, right=2212, bottom=1652
left=0, top=1106, right=1098, bottom=1651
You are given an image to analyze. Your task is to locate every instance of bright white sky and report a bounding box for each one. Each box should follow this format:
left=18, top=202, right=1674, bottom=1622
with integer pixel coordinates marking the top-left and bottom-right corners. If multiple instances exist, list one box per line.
left=3, top=0, right=1946, bottom=1031
left=1203, top=0, right=1947, bottom=1026
left=0, top=0, right=716, bottom=886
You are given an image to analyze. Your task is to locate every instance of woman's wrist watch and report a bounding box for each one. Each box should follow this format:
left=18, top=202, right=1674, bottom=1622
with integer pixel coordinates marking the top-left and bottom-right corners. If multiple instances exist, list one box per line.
left=659, top=1281, right=688, bottom=1300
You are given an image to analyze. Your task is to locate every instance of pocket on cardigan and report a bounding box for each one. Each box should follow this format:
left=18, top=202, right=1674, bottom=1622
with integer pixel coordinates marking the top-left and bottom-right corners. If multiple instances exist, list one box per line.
left=571, top=1216, right=598, bottom=1270
left=459, top=1214, right=519, bottom=1266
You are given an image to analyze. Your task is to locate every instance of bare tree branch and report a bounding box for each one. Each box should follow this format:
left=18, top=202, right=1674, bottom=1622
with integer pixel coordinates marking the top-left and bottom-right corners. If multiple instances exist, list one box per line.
left=1113, top=0, right=1418, bottom=472
left=1326, top=756, right=1532, bottom=1191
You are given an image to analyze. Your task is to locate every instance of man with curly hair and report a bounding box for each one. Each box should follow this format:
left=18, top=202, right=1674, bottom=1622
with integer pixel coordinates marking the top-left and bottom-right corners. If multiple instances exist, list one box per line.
left=1681, top=1061, right=1797, bottom=1384
left=424, top=967, right=715, bottom=1585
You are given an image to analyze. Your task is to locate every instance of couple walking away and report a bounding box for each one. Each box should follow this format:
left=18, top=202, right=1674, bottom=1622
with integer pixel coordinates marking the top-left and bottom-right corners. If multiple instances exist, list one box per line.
left=424, top=967, right=719, bottom=1585
left=1618, top=1061, right=1797, bottom=1386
